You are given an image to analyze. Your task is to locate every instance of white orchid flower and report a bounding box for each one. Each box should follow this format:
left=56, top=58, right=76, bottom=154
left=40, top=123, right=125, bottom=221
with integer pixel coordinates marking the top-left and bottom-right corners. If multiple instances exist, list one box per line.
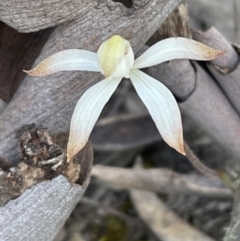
left=24, top=35, right=224, bottom=161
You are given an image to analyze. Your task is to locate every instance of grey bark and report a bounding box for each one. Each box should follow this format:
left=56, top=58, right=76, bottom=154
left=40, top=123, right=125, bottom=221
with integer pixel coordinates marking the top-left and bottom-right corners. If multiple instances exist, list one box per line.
left=182, top=0, right=234, bottom=42
left=192, top=28, right=240, bottom=116
left=192, top=27, right=239, bottom=72
left=0, top=0, right=91, bottom=32
left=0, top=140, right=93, bottom=240
left=0, top=0, right=133, bottom=33
left=0, top=176, right=87, bottom=241
left=0, top=0, right=178, bottom=33
left=234, top=0, right=240, bottom=44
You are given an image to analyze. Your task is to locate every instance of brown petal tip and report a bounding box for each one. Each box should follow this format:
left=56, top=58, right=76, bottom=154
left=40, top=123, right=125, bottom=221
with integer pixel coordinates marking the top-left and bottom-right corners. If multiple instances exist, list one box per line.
left=203, top=48, right=227, bottom=60
left=178, top=146, right=186, bottom=156
left=215, top=50, right=228, bottom=57
left=23, top=68, right=42, bottom=76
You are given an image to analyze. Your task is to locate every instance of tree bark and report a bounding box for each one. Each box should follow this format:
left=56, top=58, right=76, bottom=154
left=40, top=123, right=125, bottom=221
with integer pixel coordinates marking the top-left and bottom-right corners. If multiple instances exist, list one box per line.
left=0, top=176, right=88, bottom=241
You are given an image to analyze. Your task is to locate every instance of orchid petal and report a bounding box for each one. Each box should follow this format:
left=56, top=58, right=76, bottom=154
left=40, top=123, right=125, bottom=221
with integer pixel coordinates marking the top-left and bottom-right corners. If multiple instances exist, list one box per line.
left=133, top=37, right=225, bottom=69
left=67, top=77, right=122, bottom=160
left=24, top=49, right=101, bottom=76
left=130, top=69, right=185, bottom=155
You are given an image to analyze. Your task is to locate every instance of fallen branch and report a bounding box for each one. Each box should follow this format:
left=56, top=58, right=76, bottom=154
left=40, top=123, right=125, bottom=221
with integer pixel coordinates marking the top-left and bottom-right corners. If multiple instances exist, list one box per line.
left=0, top=175, right=87, bottom=241
left=0, top=127, right=93, bottom=240
left=92, top=165, right=232, bottom=198
left=193, top=28, right=240, bottom=117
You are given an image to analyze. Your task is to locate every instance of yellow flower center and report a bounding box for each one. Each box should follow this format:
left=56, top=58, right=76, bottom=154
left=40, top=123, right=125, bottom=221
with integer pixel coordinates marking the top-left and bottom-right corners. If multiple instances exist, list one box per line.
left=97, top=35, right=134, bottom=79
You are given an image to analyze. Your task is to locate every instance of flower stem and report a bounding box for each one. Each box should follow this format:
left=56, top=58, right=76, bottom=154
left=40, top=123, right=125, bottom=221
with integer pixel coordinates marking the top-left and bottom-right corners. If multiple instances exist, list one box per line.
left=184, top=141, right=219, bottom=179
